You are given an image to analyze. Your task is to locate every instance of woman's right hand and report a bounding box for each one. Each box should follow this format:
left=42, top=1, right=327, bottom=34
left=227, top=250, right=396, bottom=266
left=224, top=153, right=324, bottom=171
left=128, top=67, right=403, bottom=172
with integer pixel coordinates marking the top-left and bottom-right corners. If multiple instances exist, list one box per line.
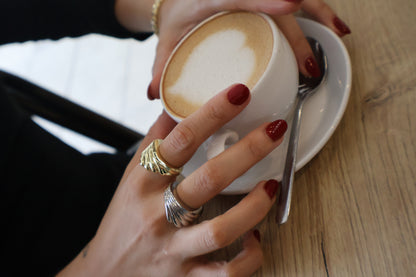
left=57, top=84, right=287, bottom=277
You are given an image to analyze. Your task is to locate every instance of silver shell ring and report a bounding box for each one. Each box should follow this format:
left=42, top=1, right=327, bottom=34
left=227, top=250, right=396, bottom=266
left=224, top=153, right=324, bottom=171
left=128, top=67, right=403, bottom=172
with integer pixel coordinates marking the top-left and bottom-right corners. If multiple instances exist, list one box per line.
left=164, top=183, right=203, bottom=228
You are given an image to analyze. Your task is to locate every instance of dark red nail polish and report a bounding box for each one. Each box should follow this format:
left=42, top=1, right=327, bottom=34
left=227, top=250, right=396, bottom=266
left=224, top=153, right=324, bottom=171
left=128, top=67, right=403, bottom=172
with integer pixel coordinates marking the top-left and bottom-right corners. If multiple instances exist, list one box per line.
left=227, top=84, right=250, bottom=105
left=266, top=120, right=287, bottom=141
left=333, top=16, right=351, bottom=35
left=147, top=84, right=155, bottom=100
left=305, top=56, right=321, bottom=78
left=264, top=179, right=279, bottom=199
left=253, top=229, right=261, bottom=242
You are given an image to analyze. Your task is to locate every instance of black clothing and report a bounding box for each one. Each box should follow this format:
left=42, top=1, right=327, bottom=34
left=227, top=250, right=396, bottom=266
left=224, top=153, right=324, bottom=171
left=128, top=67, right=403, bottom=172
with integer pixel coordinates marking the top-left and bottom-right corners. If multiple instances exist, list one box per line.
left=0, top=0, right=150, bottom=44
left=0, top=0, right=151, bottom=275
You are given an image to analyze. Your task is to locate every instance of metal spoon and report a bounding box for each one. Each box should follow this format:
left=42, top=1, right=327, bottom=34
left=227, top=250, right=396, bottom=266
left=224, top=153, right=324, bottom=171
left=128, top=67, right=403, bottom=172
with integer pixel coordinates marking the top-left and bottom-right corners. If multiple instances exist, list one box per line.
left=276, top=37, right=328, bottom=224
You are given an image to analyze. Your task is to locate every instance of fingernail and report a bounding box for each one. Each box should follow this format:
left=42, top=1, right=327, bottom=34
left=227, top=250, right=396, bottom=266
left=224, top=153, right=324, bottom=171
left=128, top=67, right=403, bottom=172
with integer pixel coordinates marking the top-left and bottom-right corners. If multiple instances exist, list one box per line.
left=147, top=84, right=155, bottom=100
left=265, top=119, right=288, bottom=141
left=305, top=56, right=321, bottom=78
left=253, top=229, right=261, bottom=242
left=284, top=0, right=303, bottom=2
left=333, top=16, right=351, bottom=35
left=227, top=84, right=250, bottom=105
left=264, top=179, right=279, bottom=199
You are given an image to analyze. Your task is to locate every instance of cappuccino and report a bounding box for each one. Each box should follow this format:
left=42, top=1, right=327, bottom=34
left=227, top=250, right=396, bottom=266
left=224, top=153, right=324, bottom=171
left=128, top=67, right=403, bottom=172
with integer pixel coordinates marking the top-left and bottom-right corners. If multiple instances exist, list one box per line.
left=161, top=12, right=274, bottom=119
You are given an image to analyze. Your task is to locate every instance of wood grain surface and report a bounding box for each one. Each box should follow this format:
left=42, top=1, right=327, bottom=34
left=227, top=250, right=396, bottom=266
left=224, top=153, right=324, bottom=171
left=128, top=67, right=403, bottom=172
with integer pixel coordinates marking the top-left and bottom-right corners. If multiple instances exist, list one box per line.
left=203, top=0, right=416, bottom=276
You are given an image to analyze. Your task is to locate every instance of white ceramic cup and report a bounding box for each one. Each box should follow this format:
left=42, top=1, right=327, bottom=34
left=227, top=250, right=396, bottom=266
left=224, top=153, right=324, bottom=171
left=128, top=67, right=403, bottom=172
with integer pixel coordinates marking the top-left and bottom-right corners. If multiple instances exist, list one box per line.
left=160, top=12, right=298, bottom=194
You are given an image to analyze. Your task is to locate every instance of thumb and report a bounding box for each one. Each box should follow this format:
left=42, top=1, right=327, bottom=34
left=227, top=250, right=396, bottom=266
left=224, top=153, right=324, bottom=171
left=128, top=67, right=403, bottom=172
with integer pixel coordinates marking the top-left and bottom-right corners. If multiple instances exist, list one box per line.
left=148, top=36, right=180, bottom=100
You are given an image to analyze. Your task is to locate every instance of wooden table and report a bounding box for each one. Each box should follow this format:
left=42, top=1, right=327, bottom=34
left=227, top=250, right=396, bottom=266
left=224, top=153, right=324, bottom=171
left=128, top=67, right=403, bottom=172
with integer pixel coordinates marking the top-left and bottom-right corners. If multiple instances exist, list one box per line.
left=205, top=0, right=416, bottom=275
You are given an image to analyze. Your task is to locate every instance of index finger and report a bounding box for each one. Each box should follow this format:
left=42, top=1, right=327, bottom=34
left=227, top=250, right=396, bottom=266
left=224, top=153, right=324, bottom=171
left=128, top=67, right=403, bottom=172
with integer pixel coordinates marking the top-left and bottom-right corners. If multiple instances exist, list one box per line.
left=121, top=111, right=177, bottom=181
left=158, top=83, right=251, bottom=168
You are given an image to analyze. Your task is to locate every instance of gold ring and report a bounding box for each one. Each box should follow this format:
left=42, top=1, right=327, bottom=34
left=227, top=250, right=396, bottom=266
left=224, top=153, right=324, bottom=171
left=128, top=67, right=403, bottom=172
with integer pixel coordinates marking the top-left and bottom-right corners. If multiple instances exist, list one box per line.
left=140, top=139, right=182, bottom=176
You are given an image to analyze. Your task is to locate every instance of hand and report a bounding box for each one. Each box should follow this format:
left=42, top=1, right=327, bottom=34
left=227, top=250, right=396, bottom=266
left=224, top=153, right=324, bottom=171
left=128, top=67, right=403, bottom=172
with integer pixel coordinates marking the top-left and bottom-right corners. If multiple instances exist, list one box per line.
left=57, top=84, right=287, bottom=277
left=146, top=0, right=350, bottom=100
left=270, top=0, right=351, bottom=78
left=147, top=0, right=302, bottom=99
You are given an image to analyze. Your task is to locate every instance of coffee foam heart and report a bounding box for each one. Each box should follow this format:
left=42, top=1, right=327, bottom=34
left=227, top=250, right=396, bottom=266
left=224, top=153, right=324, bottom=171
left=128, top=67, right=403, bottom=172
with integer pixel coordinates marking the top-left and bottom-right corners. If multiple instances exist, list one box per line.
left=166, top=29, right=256, bottom=106
left=162, top=12, right=273, bottom=119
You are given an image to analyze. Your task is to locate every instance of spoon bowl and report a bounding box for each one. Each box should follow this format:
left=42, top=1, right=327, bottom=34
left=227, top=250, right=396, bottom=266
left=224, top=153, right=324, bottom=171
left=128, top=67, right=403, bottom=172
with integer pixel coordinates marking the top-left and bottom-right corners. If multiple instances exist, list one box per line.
left=276, top=37, right=328, bottom=224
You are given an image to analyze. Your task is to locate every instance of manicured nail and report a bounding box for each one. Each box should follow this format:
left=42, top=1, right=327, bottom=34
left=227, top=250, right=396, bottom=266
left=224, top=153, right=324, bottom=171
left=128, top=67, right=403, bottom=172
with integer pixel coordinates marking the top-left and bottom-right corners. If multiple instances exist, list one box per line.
left=227, top=84, right=250, bottom=105
left=305, top=56, right=321, bottom=78
left=264, top=179, right=279, bottom=199
left=266, top=119, right=287, bottom=141
left=147, top=84, right=155, bottom=100
left=253, top=229, right=261, bottom=242
left=284, top=0, right=303, bottom=2
left=333, top=16, right=351, bottom=35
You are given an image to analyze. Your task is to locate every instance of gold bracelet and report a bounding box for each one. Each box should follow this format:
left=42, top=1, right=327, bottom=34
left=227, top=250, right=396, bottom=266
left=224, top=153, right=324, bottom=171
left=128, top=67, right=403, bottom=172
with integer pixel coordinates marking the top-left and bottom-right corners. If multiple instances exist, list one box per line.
left=151, top=0, right=165, bottom=35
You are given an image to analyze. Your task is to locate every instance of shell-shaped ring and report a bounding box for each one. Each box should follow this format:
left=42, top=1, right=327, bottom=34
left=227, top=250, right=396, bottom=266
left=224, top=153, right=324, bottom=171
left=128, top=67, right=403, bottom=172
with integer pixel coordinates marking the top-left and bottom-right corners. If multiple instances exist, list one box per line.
left=139, top=139, right=182, bottom=177
left=164, top=182, right=203, bottom=228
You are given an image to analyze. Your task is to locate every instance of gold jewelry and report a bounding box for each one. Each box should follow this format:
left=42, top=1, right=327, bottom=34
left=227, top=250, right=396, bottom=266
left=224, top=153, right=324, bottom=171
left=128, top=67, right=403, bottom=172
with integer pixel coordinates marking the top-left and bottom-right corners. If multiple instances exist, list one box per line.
left=140, top=139, right=182, bottom=176
left=151, top=0, right=165, bottom=35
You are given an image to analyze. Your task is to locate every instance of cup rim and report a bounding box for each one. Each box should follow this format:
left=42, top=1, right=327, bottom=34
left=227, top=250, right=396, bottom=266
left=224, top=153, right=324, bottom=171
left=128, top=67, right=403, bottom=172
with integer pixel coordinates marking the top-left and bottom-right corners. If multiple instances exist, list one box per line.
left=159, top=11, right=281, bottom=122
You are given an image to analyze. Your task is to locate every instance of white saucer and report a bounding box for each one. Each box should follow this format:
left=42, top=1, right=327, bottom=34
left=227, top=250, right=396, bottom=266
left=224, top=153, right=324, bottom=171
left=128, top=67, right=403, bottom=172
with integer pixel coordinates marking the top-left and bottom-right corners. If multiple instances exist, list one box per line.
left=293, top=17, right=351, bottom=172
left=183, top=18, right=352, bottom=194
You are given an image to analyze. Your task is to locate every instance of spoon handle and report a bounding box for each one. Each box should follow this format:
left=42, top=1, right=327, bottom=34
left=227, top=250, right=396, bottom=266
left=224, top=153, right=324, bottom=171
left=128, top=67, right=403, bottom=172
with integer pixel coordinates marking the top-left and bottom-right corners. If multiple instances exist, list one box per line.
left=276, top=96, right=305, bottom=224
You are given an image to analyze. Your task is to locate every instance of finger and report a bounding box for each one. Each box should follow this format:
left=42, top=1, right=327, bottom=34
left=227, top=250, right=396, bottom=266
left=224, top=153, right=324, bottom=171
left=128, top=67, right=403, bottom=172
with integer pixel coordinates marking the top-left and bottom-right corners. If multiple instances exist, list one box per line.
left=227, top=230, right=263, bottom=275
left=176, top=119, right=287, bottom=209
left=148, top=0, right=303, bottom=100
left=147, top=37, right=176, bottom=100
left=209, top=0, right=302, bottom=15
left=273, top=14, right=321, bottom=77
left=187, top=230, right=263, bottom=277
left=120, top=112, right=176, bottom=182
left=173, top=180, right=279, bottom=257
left=158, top=84, right=251, bottom=169
left=301, top=0, right=351, bottom=36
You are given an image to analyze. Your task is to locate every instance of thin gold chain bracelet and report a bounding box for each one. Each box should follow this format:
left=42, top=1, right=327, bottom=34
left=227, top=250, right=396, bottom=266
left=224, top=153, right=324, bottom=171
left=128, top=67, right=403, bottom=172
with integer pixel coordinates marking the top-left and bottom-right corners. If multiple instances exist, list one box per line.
left=151, top=0, right=165, bottom=35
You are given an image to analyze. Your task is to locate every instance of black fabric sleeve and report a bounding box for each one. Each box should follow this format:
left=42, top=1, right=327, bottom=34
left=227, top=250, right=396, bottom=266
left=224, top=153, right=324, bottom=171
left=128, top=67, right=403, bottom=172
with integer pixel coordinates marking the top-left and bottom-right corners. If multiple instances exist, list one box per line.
left=0, top=75, right=132, bottom=276
left=0, top=0, right=152, bottom=45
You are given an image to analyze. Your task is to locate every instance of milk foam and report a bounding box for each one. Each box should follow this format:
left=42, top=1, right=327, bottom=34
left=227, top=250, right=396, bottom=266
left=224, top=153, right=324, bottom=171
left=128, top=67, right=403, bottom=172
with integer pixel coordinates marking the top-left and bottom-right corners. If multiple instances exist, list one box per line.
left=166, top=30, right=256, bottom=106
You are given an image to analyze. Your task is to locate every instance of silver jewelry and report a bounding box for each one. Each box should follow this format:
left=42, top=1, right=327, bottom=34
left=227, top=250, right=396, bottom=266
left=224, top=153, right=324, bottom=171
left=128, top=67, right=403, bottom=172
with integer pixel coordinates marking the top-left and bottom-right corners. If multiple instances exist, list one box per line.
left=140, top=139, right=182, bottom=176
left=164, top=183, right=203, bottom=228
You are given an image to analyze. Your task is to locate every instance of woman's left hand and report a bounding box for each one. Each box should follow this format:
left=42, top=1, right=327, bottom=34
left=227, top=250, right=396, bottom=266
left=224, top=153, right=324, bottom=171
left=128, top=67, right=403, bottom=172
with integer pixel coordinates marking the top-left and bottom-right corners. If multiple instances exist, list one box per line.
left=57, top=84, right=286, bottom=276
left=143, top=0, right=350, bottom=100
left=146, top=0, right=302, bottom=100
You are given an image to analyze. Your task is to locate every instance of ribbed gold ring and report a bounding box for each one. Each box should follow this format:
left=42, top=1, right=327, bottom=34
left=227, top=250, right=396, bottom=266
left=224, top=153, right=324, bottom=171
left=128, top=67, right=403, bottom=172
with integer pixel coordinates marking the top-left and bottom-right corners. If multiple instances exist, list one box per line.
left=140, top=139, right=182, bottom=176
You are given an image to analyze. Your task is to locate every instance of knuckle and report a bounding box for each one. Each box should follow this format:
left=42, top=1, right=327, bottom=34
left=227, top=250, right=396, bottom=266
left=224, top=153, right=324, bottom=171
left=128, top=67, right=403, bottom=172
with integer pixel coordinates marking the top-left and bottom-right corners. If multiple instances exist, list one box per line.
left=194, top=165, right=223, bottom=195
left=246, top=139, right=267, bottom=160
left=205, top=102, right=228, bottom=123
left=168, top=123, right=196, bottom=153
left=202, top=222, right=230, bottom=250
